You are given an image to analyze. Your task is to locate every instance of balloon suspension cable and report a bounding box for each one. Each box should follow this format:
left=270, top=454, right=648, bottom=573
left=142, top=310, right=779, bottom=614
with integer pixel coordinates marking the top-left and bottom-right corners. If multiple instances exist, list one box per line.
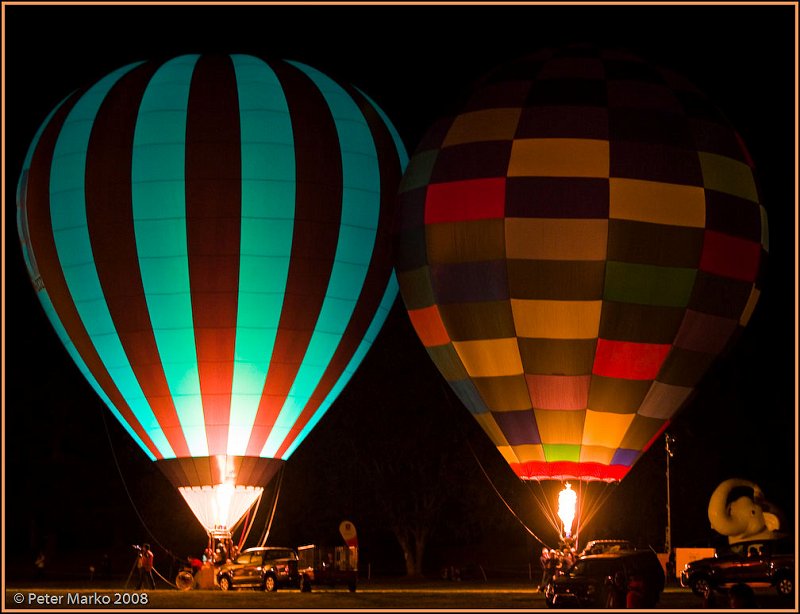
left=98, top=407, right=182, bottom=564
left=151, top=565, right=178, bottom=589
left=256, top=463, right=285, bottom=548
left=441, top=382, right=553, bottom=547
left=527, top=479, right=563, bottom=539
left=237, top=490, right=264, bottom=551
left=465, top=439, right=552, bottom=548
left=577, top=481, right=617, bottom=535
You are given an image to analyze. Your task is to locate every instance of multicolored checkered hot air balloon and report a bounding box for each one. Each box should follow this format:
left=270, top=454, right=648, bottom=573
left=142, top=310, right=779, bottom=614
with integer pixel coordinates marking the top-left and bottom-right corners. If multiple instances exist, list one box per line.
left=394, top=46, right=767, bottom=489
left=17, top=53, right=407, bottom=535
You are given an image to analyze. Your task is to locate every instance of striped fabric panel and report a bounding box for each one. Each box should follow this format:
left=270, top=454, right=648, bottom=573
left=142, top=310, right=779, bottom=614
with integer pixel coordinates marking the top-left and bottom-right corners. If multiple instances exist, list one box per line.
left=17, top=54, right=405, bottom=463
left=20, top=64, right=163, bottom=460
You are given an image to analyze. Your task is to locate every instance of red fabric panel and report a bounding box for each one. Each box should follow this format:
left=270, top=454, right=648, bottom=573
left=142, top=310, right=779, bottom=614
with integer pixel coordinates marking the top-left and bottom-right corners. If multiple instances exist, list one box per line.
left=245, top=60, right=343, bottom=457
left=273, top=84, right=401, bottom=458
left=424, top=178, right=506, bottom=224
left=23, top=91, right=162, bottom=459
left=185, top=55, right=241, bottom=455
left=699, top=229, right=761, bottom=282
left=511, top=461, right=629, bottom=482
left=526, top=374, right=591, bottom=409
left=592, top=339, right=671, bottom=380
left=84, top=61, right=190, bottom=455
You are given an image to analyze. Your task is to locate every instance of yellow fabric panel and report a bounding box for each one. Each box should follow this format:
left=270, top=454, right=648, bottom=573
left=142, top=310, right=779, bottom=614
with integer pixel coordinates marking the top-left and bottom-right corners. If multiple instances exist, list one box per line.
left=698, top=152, right=759, bottom=203
left=582, top=410, right=635, bottom=448
left=739, top=286, right=760, bottom=326
left=473, top=375, right=533, bottom=411
left=498, top=446, right=520, bottom=466
left=453, top=338, right=524, bottom=377
left=511, top=299, right=602, bottom=339
left=609, top=178, right=706, bottom=228
left=426, top=219, right=506, bottom=264
left=505, top=218, right=608, bottom=261
left=579, top=445, right=616, bottom=465
left=508, top=138, right=610, bottom=178
left=508, top=444, right=546, bottom=463
left=443, top=108, right=523, bottom=147
left=533, top=409, right=585, bottom=445
left=760, top=205, right=769, bottom=252
left=474, top=412, right=511, bottom=447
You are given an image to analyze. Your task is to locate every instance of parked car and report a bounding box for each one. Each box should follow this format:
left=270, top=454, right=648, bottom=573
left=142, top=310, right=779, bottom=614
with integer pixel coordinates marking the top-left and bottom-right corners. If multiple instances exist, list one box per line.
left=544, top=550, right=665, bottom=608
left=578, top=539, right=635, bottom=557
left=297, top=544, right=358, bottom=592
left=680, top=538, right=794, bottom=597
left=216, top=547, right=299, bottom=592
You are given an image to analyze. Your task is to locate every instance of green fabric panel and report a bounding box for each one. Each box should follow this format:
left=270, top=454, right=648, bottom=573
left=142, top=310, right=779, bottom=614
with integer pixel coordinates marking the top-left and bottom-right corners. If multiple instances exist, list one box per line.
left=427, top=344, right=469, bottom=381
left=518, top=338, right=597, bottom=376
left=598, top=300, right=686, bottom=344
left=426, top=219, right=506, bottom=264
left=397, top=267, right=436, bottom=310
left=604, top=261, right=696, bottom=307
left=619, top=414, right=664, bottom=450
left=472, top=374, right=532, bottom=411
left=507, top=260, right=606, bottom=300
left=399, top=149, right=438, bottom=192
left=588, top=375, right=651, bottom=413
left=657, top=347, right=716, bottom=387
left=607, top=219, right=704, bottom=268
left=543, top=443, right=582, bottom=462
left=438, top=300, right=516, bottom=341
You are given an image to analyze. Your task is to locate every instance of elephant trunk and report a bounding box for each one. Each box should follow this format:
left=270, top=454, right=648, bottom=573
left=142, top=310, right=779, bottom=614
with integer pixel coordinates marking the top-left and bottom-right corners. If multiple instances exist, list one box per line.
left=707, top=478, right=760, bottom=537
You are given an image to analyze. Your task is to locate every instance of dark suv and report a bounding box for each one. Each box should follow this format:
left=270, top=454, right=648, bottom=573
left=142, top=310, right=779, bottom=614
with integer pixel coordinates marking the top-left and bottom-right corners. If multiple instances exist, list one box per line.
left=217, top=547, right=299, bottom=592
left=680, top=538, right=794, bottom=598
left=545, top=550, right=665, bottom=608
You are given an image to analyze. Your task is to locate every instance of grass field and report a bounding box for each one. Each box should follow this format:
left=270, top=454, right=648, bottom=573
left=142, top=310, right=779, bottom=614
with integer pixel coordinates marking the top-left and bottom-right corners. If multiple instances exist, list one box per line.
left=5, top=583, right=797, bottom=610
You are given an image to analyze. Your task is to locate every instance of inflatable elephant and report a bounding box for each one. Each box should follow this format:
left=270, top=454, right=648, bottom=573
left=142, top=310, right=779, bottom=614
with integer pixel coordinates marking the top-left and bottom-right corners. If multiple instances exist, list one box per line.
left=707, top=478, right=781, bottom=544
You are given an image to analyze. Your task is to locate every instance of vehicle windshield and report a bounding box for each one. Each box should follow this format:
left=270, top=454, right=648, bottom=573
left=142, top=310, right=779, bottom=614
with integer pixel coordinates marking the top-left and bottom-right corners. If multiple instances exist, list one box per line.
left=568, top=559, right=611, bottom=578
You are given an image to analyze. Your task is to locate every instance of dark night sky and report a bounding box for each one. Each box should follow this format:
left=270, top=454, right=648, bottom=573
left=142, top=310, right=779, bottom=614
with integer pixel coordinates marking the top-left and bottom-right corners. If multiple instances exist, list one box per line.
left=2, top=2, right=797, bottom=577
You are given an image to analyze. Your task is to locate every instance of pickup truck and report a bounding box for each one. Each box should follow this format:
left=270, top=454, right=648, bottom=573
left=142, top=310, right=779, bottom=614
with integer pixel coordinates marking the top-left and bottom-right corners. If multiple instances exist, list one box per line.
left=680, top=538, right=794, bottom=598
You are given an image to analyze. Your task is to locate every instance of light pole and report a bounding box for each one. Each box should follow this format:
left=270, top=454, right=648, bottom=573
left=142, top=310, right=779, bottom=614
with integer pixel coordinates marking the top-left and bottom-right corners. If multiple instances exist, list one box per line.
left=665, top=433, right=675, bottom=555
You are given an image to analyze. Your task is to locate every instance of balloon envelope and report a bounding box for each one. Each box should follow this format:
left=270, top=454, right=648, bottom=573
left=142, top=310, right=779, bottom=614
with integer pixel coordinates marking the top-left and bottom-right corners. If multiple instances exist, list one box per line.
left=17, top=54, right=407, bottom=530
left=394, top=46, right=767, bottom=483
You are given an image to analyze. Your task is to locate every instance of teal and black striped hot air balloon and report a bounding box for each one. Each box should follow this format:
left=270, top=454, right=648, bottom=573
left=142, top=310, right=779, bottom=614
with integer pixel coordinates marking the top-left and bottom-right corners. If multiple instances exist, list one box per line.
left=17, top=54, right=407, bottom=534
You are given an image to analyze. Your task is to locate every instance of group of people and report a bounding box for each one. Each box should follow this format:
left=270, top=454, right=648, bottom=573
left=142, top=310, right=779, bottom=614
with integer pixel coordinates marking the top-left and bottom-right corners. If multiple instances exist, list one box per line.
left=537, top=546, right=577, bottom=591
left=203, top=539, right=240, bottom=565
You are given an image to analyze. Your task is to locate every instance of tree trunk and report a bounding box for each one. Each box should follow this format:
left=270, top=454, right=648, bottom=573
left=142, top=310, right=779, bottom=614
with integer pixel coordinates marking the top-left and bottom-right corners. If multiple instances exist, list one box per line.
left=397, top=531, right=426, bottom=577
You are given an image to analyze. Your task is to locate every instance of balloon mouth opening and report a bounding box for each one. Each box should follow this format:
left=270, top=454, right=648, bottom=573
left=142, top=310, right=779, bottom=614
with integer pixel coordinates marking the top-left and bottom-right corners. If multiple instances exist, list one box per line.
left=155, top=456, right=284, bottom=533
left=178, top=484, right=263, bottom=533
